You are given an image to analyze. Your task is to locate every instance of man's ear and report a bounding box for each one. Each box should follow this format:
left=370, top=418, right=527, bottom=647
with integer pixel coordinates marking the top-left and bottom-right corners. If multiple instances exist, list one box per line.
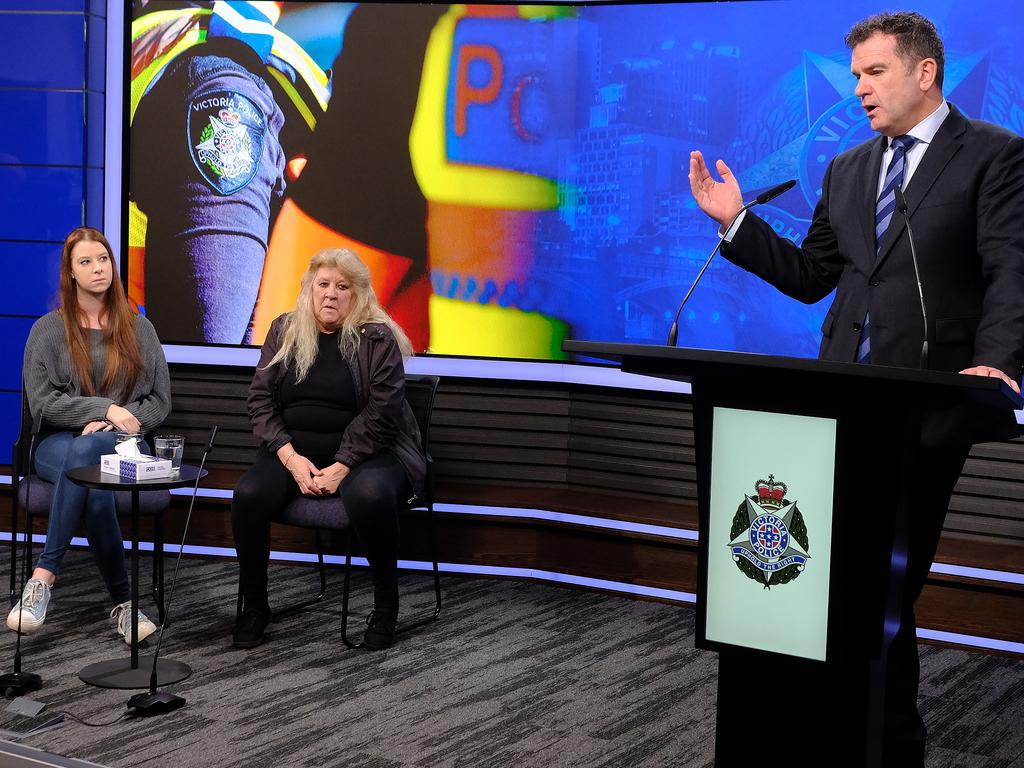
left=918, top=57, right=938, bottom=92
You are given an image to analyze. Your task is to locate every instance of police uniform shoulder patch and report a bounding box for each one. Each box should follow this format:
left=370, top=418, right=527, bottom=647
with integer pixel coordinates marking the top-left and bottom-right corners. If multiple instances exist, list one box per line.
left=187, top=91, right=266, bottom=195
left=727, top=475, right=811, bottom=590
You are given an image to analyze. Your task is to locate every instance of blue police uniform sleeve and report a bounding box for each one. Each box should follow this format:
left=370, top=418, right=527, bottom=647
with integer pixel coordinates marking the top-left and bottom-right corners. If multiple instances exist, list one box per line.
left=132, top=51, right=286, bottom=344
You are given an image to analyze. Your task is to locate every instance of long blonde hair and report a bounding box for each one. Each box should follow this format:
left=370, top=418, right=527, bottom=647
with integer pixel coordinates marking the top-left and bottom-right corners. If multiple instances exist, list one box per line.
left=265, top=248, right=414, bottom=382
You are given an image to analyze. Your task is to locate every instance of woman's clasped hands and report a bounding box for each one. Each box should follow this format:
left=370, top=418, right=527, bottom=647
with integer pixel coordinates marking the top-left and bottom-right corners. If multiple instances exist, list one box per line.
left=279, top=447, right=350, bottom=496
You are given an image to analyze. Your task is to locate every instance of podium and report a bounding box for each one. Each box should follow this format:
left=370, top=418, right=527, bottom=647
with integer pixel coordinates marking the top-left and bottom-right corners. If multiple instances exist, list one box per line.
left=564, top=341, right=1021, bottom=767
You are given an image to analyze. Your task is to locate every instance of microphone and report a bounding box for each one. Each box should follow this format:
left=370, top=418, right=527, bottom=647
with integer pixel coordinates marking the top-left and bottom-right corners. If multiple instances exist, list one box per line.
left=127, top=425, right=218, bottom=716
left=754, top=178, right=797, bottom=205
left=0, top=409, right=45, bottom=697
left=667, top=179, right=797, bottom=346
left=894, top=186, right=929, bottom=368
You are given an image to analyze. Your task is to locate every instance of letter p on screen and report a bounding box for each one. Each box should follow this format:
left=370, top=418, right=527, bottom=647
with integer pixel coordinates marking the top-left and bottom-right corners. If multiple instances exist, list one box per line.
left=455, top=44, right=503, bottom=137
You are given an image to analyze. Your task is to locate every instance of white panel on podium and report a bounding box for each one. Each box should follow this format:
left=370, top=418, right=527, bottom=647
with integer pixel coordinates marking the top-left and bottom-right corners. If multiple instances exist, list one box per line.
left=705, top=407, right=837, bottom=661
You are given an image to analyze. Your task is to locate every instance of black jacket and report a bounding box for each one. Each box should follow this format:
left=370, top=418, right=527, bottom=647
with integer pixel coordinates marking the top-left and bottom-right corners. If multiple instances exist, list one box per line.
left=247, top=315, right=426, bottom=495
left=724, top=105, right=1024, bottom=447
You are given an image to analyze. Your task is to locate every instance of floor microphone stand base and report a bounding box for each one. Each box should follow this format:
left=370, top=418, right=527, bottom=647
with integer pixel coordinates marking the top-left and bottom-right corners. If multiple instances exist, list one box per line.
left=0, top=671, right=42, bottom=698
left=126, top=690, right=185, bottom=716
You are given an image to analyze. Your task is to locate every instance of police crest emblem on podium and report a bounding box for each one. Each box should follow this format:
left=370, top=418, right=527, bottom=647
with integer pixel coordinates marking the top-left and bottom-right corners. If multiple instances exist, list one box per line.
left=728, top=475, right=810, bottom=589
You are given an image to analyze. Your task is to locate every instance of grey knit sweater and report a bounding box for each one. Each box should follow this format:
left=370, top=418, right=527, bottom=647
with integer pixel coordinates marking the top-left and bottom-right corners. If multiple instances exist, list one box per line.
left=23, top=310, right=171, bottom=432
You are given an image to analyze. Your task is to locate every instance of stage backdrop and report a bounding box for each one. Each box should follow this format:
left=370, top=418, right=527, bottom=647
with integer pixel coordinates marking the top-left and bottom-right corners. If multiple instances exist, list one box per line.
left=126, top=0, right=1024, bottom=360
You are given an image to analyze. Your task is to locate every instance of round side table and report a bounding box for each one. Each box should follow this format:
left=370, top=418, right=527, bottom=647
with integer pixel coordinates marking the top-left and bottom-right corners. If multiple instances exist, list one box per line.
left=65, top=464, right=207, bottom=689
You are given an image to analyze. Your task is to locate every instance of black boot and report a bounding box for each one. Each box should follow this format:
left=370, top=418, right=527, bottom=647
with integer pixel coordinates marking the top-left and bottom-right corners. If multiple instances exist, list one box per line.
left=233, top=596, right=270, bottom=649
left=364, top=608, right=398, bottom=651
left=364, top=568, right=399, bottom=651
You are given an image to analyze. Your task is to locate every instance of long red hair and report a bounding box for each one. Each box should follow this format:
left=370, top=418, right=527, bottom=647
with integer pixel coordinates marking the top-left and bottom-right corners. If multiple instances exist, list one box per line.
left=58, top=227, right=142, bottom=398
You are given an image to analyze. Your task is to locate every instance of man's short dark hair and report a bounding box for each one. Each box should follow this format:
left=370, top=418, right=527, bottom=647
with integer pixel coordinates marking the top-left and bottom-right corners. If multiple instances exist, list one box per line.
left=845, top=11, right=945, bottom=89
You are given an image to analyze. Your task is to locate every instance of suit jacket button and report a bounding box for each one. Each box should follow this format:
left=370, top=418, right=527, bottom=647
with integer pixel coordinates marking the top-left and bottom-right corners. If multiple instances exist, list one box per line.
left=869, top=279, right=880, bottom=287
left=852, top=322, right=862, bottom=332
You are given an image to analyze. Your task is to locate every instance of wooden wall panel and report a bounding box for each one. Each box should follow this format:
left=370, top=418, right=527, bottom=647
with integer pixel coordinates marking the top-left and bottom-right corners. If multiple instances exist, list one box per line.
left=153, top=363, right=1024, bottom=549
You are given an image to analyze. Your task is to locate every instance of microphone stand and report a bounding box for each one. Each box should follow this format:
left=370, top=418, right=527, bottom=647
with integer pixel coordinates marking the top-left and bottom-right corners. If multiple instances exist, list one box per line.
left=127, top=426, right=217, bottom=716
left=894, top=186, right=929, bottom=369
left=0, top=413, right=44, bottom=697
left=667, top=179, right=797, bottom=346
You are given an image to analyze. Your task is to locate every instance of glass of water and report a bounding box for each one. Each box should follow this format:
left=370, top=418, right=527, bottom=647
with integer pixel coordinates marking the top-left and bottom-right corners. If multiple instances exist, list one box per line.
left=154, top=435, right=185, bottom=475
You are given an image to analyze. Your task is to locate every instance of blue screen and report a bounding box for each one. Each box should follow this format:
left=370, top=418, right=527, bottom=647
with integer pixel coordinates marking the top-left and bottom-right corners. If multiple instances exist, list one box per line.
left=128, top=1, right=1024, bottom=359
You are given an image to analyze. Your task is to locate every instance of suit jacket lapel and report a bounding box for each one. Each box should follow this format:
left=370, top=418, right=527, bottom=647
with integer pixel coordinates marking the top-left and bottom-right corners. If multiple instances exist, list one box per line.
left=872, top=105, right=968, bottom=274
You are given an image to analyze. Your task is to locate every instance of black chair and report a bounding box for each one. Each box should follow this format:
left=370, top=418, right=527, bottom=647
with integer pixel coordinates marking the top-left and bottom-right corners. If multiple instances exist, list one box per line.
left=237, top=374, right=442, bottom=648
left=9, top=390, right=171, bottom=622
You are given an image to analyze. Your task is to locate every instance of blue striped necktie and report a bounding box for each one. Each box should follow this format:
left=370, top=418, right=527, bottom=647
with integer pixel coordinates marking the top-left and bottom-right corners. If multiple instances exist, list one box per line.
left=856, top=134, right=918, bottom=363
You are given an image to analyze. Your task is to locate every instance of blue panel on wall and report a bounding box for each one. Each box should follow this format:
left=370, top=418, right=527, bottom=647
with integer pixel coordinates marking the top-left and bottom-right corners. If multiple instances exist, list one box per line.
left=86, top=12, right=106, bottom=94
left=86, top=91, right=104, bottom=167
left=0, top=91, right=84, bottom=166
left=0, top=167, right=83, bottom=242
left=85, top=168, right=104, bottom=230
left=0, top=318, right=36, bottom=390
left=0, top=13, right=85, bottom=90
left=0, top=391, right=20, bottom=465
left=0, top=242, right=60, bottom=316
left=0, top=1, right=85, bottom=9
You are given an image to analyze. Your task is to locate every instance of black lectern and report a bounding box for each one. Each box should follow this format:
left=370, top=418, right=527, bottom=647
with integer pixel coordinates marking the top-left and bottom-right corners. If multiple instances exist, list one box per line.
left=564, top=341, right=1021, bottom=768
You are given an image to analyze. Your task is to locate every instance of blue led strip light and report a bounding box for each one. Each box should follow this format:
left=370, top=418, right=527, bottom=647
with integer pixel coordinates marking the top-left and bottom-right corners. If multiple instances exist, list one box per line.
left=916, top=628, right=1024, bottom=655
left=433, top=502, right=700, bottom=540
left=160, top=348, right=694, bottom=395
left=929, top=562, right=1024, bottom=586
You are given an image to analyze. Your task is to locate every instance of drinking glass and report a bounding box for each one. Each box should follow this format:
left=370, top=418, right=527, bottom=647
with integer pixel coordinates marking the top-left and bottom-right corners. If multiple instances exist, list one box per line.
left=154, top=435, right=185, bottom=475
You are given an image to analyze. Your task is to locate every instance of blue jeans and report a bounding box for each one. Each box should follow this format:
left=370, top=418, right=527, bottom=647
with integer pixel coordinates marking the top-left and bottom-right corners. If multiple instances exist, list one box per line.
left=34, top=431, right=132, bottom=604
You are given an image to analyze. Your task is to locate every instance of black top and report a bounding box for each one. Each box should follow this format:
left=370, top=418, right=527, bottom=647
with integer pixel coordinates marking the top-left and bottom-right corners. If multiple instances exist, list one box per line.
left=279, top=331, right=357, bottom=466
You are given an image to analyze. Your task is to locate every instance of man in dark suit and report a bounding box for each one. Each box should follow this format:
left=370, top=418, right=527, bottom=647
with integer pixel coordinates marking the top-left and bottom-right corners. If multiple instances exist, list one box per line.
left=689, top=11, right=1024, bottom=767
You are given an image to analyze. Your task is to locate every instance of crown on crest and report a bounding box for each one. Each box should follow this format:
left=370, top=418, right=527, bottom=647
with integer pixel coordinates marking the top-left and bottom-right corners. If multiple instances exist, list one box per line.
left=754, top=474, right=787, bottom=510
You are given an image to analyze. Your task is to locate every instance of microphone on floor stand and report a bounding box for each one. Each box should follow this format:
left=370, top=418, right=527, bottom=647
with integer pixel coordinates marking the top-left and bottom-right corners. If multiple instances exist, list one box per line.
left=666, top=179, right=797, bottom=346
left=894, top=186, right=929, bottom=369
left=0, top=410, right=45, bottom=697
left=127, top=426, right=217, bottom=716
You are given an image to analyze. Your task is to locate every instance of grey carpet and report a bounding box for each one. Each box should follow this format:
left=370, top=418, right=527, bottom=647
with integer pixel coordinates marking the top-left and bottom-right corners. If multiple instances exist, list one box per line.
left=0, top=550, right=1020, bottom=767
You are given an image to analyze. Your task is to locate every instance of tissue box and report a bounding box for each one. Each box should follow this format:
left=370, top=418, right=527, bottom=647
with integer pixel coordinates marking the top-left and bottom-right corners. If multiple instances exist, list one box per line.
left=100, top=454, right=173, bottom=481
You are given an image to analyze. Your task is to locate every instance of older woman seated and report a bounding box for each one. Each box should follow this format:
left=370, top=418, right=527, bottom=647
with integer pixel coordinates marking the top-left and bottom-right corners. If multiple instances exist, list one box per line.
left=232, top=248, right=426, bottom=650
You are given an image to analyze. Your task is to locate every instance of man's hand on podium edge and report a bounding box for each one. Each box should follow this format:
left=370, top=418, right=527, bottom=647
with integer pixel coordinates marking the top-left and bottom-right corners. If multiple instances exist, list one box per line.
left=689, top=151, right=743, bottom=229
left=960, top=365, right=1021, bottom=394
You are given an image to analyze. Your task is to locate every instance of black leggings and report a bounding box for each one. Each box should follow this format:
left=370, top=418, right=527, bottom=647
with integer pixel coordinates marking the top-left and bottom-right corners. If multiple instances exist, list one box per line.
left=232, top=450, right=409, bottom=612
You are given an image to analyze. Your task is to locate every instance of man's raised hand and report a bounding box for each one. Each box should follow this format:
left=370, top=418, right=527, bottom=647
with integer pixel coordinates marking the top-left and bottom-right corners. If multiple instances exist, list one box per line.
left=689, top=151, right=744, bottom=228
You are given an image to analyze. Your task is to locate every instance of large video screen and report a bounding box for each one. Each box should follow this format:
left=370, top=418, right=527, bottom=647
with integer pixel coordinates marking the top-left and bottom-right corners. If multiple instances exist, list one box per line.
left=127, top=1, right=1024, bottom=360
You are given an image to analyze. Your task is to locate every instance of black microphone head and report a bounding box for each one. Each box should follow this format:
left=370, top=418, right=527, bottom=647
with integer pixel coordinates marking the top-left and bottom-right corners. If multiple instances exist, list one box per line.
left=894, top=185, right=909, bottom=214
left=754, top=179, right=797, bottom=206
left=205, top=425, right=218, bottom=453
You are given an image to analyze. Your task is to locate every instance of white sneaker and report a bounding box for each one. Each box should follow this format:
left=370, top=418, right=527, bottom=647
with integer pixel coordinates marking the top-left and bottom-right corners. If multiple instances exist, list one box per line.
left=6, top=579, right=51, bottom=634
left=110, top=601, right=157, bottom=645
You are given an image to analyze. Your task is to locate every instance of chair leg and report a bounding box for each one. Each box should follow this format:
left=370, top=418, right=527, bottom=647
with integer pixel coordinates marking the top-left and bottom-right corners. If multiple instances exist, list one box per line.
left=22, top=511, right=33, bottom=594
left=8, top=541, right=13, bottom=607
left=235, top=580, right=244, bottom=626
left=270, top=528, right=327, bottom=623
left=428, top=505, right=441, bottom=618
left=9, top=495, right=17, bottom=606
left=340, top=531, right=361, bottom=649
left=396, top=505, right=442, bottom=636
